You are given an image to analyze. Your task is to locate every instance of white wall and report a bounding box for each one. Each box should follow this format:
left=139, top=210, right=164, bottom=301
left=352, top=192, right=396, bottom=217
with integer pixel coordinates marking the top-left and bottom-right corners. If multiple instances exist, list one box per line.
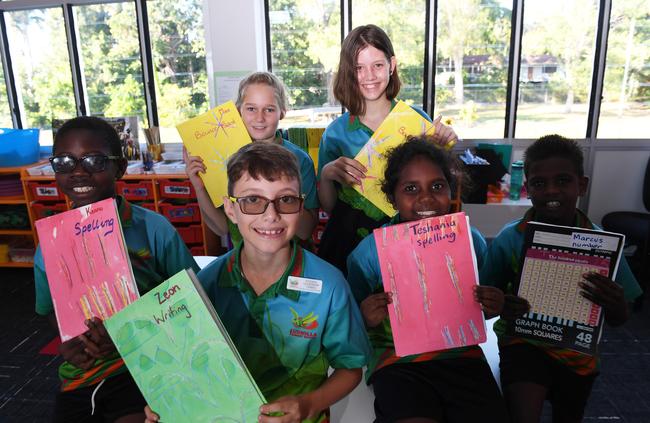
left=203, top=0, right=266, bottom=106
left=587, top=149, right=649, bottom=225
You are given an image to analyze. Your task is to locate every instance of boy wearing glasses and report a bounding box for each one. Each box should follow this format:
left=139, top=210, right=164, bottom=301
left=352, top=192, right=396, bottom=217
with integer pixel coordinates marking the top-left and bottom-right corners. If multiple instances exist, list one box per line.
left=34, top=116, right=198, bottom=422
left=147, top=143, right=370, bottom=423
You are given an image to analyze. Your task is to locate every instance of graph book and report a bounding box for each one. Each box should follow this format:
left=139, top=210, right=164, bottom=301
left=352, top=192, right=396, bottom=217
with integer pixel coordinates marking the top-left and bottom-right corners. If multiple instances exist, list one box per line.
left=35, top=198, right=138, bottom=342
left=104, top=269, right=265, bottom=422
left=508, top=222, right=625, bottom=354
left=176, top=101, right=252, bottom=207
left=373, top=212, right=486, bottom=356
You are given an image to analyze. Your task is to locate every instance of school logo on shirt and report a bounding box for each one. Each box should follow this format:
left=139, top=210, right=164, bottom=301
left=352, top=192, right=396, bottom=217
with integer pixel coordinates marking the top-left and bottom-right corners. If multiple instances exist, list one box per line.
left=289, top=307, right=318, bottom=339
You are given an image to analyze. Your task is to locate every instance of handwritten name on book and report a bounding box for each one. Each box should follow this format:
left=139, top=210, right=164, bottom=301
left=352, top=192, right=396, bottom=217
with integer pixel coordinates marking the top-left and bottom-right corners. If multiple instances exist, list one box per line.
left=74, top=206, right=114, bottom=237
left=152, top=284, right=192, bottom=324
left=409, top=219, right=458, bottom=248
left=571, top=233, right=606, bottom=249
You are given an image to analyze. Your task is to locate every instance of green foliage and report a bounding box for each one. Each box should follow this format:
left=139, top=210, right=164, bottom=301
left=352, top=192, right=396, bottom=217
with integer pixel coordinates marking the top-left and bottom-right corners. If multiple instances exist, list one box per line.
left=6, top=0, right=208, bottom=130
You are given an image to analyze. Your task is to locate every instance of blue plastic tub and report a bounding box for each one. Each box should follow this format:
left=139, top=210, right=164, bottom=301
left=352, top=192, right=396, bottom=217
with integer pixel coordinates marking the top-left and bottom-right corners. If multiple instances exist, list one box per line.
left=0, top=128, right=40, bottom=167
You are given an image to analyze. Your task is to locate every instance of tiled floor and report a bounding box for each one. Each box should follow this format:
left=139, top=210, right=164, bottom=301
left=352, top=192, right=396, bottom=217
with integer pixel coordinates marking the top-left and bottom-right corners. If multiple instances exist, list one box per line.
left=1, top=267, right=649, bottom=422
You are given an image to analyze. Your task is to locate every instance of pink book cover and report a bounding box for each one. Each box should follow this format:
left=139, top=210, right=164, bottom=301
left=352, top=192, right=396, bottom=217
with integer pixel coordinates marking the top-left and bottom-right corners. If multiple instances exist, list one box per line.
left=35, top=198, right=139, bottom=342
left=373, top=212, right=486, bottom=357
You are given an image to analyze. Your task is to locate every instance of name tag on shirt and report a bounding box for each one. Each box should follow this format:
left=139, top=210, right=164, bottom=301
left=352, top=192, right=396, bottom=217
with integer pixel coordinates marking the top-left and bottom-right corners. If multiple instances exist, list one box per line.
left=287, top=276, right=322, bottom=294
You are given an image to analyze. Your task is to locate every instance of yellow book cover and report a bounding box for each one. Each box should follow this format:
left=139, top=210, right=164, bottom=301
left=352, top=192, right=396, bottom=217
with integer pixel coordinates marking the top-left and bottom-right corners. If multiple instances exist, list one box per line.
left=176, top=101, right=252, bottom=207
left=306, top=127, right=325, bottom=171
left=353, top=101, right=446, bottom=216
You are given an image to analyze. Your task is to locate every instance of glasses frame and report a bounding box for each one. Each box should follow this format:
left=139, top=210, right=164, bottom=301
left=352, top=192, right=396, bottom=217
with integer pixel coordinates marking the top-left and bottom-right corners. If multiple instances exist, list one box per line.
left=49, top=154, right=122, bottom=174
left=228, top=194, right=305, bottom=215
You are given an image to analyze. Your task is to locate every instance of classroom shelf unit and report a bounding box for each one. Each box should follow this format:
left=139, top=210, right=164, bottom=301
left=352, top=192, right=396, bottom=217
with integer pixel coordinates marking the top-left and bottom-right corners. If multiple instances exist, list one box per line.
left=0, top=163, right=221, bottom=268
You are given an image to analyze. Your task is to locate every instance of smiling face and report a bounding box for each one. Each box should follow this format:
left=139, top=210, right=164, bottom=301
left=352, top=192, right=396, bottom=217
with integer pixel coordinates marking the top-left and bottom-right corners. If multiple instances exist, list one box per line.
left=391, top=155, right=451, bottom=222
left=239, top=83, right=284, bottom=143
left=223, top=171, right=300, bottom=259
left=53, top=129, right=126, bottom=207
left=355, top=45, right=396, bottom=103
left=525, top=157, right=588, bottom=226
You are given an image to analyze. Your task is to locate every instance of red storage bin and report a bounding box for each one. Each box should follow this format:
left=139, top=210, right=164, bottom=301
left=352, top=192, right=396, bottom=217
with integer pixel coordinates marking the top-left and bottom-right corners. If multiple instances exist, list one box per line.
left=116, top=180, right=153, bottom=201
left=190, top=245, right=204, bottom=255
left=159, top=179, right=196, bottom=200
left=29, top=181, right=64, bottom=201
left=32, top=202, right=67, bottom=219
left=176, top=224, right=203, bottom=244
left=159, top=202, right=201, bottom=223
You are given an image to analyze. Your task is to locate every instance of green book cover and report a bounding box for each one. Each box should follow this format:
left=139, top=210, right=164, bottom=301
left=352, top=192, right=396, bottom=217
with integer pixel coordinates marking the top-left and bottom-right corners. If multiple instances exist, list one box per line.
left=104, top=269, right=265, bottom=422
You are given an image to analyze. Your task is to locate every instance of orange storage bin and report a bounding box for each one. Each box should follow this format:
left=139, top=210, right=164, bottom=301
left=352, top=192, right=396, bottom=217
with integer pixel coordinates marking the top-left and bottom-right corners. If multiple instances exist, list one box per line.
left=116, top=181, right=153, bottom=201
left=176, top=224, right=203, bottom=244
left=159, top=202, right=201, bottom=223
left=32, top=202, right=67, bottom=219
left=159, top=179, right=196, bottom=200
left=29, top=181, right=64, bottom=201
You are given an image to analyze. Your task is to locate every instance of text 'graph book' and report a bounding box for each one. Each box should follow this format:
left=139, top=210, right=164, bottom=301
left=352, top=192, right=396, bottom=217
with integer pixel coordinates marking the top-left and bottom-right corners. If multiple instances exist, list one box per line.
left=373, top=212, right=486, bottom=357
left=508, top=222, right=625, bottom=355
left=104, top=269, right=265, bottom=423
left=353, top=100, right=448, bottom=216
left=35, top=198, right=138, bottom=342
left=177, top=101, right=252, bottom=207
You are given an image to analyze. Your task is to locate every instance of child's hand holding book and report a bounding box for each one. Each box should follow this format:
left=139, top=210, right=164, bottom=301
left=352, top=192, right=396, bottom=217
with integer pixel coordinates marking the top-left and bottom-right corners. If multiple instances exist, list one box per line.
left=501, top=294, right=530, bottom=321
left=78, top=317, right=116, bottom=359
left=360, top=292, right=392, bottom=328
left=579, top=272, right=628, bottom=326
left=474, top=286, right=505, bottom=319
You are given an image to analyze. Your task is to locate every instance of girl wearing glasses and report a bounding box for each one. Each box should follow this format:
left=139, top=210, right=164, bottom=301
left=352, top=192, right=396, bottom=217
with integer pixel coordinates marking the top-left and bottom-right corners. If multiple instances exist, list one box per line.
left=317, top=25, right=456, bottom=274
left=34, top=116, right=199, bottom=422
left=185, top=72, right=319, bottom=246
left=146, top=142, right=370, bottom=423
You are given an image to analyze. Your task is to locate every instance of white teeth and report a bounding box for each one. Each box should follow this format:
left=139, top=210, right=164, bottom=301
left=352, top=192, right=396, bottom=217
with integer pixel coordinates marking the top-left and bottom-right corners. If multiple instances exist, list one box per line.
left=416, top=211, right=437, bottom=217
left=73, top=186, right=93, bottom=193
left=546, top=201, right=560, bottom=208
left=257, top=229, right=282, bottom=235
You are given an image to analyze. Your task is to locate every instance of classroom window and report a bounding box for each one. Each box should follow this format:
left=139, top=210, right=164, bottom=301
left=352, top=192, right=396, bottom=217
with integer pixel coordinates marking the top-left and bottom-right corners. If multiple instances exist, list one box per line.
left=352, top=0, right=426, bottom=109
left=148, top=0, right=209, bottom=143
left=597, top=0, right=650, bottom=138
left=515, top=0, right=598, bottom=139
left=5, top=7, right=76, bottom=129
left=73, top=3, right=148, bottom=127
left=435, top=0, right=512, bottom=139
left=0, top=68, right=12, bottom=128
left=267, top=0, right=341, bottom=127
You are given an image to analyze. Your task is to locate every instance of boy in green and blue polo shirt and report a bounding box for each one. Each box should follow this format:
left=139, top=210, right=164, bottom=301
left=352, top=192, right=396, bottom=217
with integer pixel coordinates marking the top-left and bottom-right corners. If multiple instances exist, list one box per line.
left=479, top=134, right=642, bottom=423
left=34, top=116, right=199, bottom=422
left=148, top=142, right=370, bottom=423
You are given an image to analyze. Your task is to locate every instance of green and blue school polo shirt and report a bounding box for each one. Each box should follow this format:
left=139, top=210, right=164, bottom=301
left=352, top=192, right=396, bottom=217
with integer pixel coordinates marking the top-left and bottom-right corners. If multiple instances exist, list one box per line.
left=227, top=137, right=319, bottom=246
left=198, top=241, right=371, bottom=423
left=479, top=208, right=642, bottom=375
left=346, top=215, right=489, bottom=378
left=316, top=105, right=431, bottom=223
left=34, top=196, right=199, bottom=391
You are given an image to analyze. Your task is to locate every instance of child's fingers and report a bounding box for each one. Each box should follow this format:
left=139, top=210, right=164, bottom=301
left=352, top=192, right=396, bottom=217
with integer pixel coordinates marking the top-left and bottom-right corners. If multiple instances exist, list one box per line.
left=144, top=405, right=160, bottom=422
left=337, top=156, right=367, bottom=174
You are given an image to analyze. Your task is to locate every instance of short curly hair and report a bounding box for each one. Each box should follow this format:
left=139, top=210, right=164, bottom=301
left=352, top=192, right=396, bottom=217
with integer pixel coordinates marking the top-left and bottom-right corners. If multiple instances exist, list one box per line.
left=381, top=136, right=460, bottom=204
left=53, top=116, right=123, bottom=158
left=523, top=134, right=584, bottom=177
